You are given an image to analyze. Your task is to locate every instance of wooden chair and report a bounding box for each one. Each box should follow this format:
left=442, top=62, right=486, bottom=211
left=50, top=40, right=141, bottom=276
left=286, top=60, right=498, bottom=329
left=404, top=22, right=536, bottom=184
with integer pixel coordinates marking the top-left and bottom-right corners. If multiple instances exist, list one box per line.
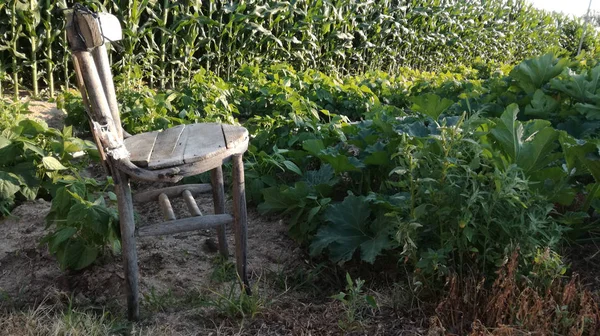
left=64, top=6, right=250, bottom=321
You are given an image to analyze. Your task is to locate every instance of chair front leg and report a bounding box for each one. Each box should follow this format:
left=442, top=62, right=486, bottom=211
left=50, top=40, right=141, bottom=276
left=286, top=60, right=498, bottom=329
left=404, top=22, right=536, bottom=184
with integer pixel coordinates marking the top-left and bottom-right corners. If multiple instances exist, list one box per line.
left=114, top=170, right=140, bottom=321
left=231, top=154, right=250, bottom=294
left=211, top=165, right=229, bottom=258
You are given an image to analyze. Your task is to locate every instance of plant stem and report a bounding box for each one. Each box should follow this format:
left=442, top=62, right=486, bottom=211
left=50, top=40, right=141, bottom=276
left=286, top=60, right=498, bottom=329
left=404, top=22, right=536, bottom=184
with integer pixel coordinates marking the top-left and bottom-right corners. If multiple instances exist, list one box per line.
left=12, top=0, right=18, bottom=101
left=30, top=0, right=38, bottom=97
left=583, top=182, right=599, bottom=213
left=46, top=0, right=54, bottom=97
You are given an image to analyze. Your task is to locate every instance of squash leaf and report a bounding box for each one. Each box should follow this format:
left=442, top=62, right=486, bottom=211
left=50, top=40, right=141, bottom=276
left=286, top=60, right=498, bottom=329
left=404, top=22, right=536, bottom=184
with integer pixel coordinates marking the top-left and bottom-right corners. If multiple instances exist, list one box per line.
left=510, top=53, right=568, bottom=93
left=525, top=89, right=558, bottom=118
left=409, top=93, right=454, bottom=120
left=489, top=104, right=560, bottom=174
left=550, top=65, right=600, bottom=103
left=310, top=195, right=394, bottom=264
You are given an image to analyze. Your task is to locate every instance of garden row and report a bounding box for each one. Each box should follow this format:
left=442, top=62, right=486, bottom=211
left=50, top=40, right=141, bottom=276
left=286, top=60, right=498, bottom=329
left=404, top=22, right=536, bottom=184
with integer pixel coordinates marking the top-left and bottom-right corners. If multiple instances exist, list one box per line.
left=2, top=52, right=597, bottom=278
left=1, top=0, right=600, bottom=99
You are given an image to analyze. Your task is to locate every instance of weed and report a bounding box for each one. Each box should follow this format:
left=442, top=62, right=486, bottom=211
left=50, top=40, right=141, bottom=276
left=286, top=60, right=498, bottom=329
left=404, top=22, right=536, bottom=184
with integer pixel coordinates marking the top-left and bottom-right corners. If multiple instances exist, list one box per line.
left=142, top=287, right=177, bottom=313
left=210, top=255, right=237, bottom=284
left=331, top=273, right=377, bottom=331
left=205, top=277, right=268, bottom=320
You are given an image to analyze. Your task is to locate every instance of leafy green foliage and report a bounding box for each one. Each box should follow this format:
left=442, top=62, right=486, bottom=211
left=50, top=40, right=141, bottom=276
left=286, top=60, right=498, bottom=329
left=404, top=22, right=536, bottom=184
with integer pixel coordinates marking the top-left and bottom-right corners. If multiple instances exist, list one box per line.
left=331, top=273, right=377, bottom=331
left=409, top=93, right=454, bottom=120
left=44, top=179, right=120, bottom=270
left=310, top=195, right=394, bottom=264
left=0, top=100, right=119, bottom=271
left=525, top=89, right=559, bottom=118
left=509, top=53, right=569, bottom=93
left=52, top=51, right=600, bottom=279
left=0, top=100, right=97, bottom=216
left=488, top=104, right=560, bottom=174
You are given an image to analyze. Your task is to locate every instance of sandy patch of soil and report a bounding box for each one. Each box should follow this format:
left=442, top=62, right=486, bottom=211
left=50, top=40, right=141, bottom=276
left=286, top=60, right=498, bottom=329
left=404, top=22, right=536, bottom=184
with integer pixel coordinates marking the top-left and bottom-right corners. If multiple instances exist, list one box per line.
left=24, top=100, right=67, bottom=130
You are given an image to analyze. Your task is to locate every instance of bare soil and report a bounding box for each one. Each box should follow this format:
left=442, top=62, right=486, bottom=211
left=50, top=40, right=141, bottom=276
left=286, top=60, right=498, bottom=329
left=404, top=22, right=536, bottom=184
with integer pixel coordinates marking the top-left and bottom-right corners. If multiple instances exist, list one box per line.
left=25, top=100, right=67, bottom=130
left=0, top=102, right=427, bottom=335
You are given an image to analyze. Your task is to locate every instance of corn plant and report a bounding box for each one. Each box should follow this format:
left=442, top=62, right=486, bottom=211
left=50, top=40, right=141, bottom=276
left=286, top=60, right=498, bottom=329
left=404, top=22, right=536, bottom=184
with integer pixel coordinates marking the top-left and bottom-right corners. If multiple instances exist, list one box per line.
left=42, top=0, right=59, bottom=97
left=1, top=0, right=600, bottom=94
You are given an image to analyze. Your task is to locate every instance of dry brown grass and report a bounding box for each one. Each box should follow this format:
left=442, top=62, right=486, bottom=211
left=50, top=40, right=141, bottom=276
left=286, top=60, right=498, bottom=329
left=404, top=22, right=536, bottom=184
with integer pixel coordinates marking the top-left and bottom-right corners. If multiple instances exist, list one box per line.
left=431, top=251, right=600, bottom=336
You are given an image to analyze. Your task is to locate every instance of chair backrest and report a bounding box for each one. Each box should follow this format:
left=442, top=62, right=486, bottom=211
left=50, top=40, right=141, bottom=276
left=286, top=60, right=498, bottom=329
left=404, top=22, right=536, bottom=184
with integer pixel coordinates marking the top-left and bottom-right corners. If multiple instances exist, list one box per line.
left=65, top=6, right=128, bottom=162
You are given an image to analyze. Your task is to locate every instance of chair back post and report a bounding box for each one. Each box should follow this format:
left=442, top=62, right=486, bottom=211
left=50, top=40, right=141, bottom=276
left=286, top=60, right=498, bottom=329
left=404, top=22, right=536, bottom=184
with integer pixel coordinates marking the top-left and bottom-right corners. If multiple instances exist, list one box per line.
left=92, top=45, right=123, bottom=139
left=65, top=8, right=129, bottom=162
left=72, top=55, right=111, bottom=175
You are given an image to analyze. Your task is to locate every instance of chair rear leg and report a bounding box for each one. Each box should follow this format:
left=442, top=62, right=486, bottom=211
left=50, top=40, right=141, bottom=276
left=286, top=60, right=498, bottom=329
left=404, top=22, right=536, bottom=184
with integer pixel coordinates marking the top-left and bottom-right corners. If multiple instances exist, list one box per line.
left=114, top=170, right=140, bottom=321
left=211, top=166, right=229, bottom=258
left=231, top=154, right=250, bottom=294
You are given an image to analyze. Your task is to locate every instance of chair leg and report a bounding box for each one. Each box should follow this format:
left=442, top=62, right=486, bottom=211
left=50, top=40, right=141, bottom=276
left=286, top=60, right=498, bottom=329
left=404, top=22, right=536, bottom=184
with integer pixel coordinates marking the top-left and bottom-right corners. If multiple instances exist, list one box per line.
left=211, top=166, right=229, bottom=258
left=114, top=170, right=140, bottom=321
left=231, top=154, right=250, bottom=294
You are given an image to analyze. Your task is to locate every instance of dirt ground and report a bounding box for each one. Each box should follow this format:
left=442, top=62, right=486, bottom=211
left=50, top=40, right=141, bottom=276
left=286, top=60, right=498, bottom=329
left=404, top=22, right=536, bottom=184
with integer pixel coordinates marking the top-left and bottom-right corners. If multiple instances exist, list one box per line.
left=24, top=100, right=67, bottom=129
left=0, top=102, right=428, bottom=335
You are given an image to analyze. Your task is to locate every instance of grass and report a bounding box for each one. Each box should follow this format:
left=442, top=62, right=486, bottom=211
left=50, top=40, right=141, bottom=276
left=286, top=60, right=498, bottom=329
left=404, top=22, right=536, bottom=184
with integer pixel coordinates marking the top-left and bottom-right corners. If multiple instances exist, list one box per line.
left=0, top=300, right=127, bottom=336
left=210, top=255, right=237, bottom=284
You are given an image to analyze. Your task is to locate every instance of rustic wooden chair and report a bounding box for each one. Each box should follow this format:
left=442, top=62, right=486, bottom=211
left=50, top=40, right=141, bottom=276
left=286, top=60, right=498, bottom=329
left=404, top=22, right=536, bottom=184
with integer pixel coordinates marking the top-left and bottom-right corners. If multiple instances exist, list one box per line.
left=64, top=6, right=250, bottom=321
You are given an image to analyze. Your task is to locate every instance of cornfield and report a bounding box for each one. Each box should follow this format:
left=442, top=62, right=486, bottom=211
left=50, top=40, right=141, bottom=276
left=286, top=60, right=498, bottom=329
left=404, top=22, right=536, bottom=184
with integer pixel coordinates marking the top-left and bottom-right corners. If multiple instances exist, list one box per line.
left=0, top=0, right=598, bottom=98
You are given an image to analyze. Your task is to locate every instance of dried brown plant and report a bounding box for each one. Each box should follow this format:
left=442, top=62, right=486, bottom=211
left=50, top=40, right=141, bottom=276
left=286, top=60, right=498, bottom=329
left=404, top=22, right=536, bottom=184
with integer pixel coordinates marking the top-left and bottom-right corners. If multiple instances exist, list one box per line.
left=432, top=250, right=600, bottom=336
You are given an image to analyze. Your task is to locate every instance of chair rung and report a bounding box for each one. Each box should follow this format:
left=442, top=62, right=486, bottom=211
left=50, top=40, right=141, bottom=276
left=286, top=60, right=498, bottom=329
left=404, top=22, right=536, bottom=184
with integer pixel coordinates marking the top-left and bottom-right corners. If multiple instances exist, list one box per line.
left=137, top=214, right=233, bottom=237
left=158, top=193, right=176, bottom=221
left=133, top=184, right=212, bottom=203
left=182, top=189, right=202, bottom=216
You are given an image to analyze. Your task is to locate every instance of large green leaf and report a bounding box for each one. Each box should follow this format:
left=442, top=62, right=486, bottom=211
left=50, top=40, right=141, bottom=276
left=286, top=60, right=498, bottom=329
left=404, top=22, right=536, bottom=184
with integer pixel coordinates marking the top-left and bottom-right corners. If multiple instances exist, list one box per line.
left=550, top=64, right=600, bottom=104
left=0, top=171, right=21, bottom=198
left=560, top=134, right=600, bottom=182
left=0, top=135, right=11, bottom=149
left=302, top=139, right=325, bottom=156
left=18, top=119, right=48, bottom=136
left=489, top=104, right=560, bottom=173
left=48, top=227, right=78, bottom=253
left=258, top=182, right=310, bottom=215
left=524, top=89, right=558, bottom=118
left=574, top=103, right=600, bottom=120
left=510, top=53, right=568, bottom=93
left=319, top=152, right=365, bottom=173
left=310, top=195, right=393, bottom=264
left=66, top=202, right=112, bottom=237
left=42, top=156, right=67, bottom=171
left=409, top=93, right=454, bottom=120
left=56, top=239, right=99, bottom=270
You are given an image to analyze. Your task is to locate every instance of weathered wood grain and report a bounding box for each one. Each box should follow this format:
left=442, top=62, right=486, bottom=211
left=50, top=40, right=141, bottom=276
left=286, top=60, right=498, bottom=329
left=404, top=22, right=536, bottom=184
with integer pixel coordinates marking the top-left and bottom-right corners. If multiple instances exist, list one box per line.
left=133, top=184, right=212, bottom=203
left=211, top=166, right=229, bottom=257
left=158, top=193, right=176, bottom=221
left=222, top=124, right=249, bottom=149
left=232, top=154, right=250, bottom=294
left=72, top=55, right=111, bottom=176
left=91, top=45, right=122, bottom=139
left=182, top=189, right=202, bottom=217
left=114, top=170, right=140, bottom=321
left=149, top=125, right=186, bottom=169
left=182, top=123, right=226, bottom=163
left=124, top=132, right=157, bottom=167
left=137, top=214, right=233, bottom=237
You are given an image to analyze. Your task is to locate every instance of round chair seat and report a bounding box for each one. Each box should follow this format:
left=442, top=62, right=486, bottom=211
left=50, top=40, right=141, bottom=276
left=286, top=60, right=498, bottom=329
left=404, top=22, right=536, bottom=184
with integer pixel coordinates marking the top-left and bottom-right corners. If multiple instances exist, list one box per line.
left=124, top=123, right=249, bottom=170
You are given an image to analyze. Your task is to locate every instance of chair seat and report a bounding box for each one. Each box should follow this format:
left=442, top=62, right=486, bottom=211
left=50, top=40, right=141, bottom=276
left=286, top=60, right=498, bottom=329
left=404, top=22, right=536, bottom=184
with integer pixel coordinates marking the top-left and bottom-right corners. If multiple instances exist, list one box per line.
left=124, top=123, right=248, bottom=169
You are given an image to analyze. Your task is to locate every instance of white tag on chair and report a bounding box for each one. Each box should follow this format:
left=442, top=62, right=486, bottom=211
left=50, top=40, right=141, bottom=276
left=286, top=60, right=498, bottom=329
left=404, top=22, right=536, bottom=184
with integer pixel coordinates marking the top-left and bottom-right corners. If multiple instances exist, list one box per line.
left=97, top=12, right=122, bottom=42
